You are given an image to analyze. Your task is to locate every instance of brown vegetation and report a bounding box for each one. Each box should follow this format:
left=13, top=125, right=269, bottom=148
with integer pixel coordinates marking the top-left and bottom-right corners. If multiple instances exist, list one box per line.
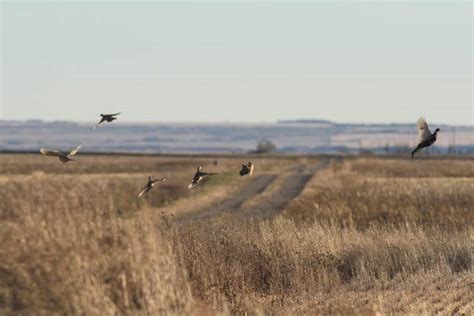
left=174, top=217, right=471, bottom=314
left=0, top=154, right=472, bottom=314
left=171, top=157, right=473, bottom=314
left=348, top=157, right=474, bottom=178
left=1, top=201, right=193, bottom=314
left=285, top=160, right=474, bottom=228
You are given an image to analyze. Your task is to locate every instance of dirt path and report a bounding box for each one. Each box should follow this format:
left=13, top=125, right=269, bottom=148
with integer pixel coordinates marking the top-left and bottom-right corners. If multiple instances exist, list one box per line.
left=174, top=174, right=277, bottom=223
left=241, top=172, right=313, bottom=220
left=175, top=158, right=331, bottom=223
left=242, top=158, right=331, bottom=220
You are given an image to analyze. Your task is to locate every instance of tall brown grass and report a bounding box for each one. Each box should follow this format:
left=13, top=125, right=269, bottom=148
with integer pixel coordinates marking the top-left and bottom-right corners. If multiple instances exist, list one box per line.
left=171, top=157, right=473, bottom=314
left=173, top=216, right=471, bottom=313
left=0, top=155, right=288, bottom=314
left=0, top=154, right=289, bottom=175
left=1, top=155, right=472, bottom=314
left=0, top=179, right=194, bottom=314
left=348, top=157, right=474, bottom=178
left=285, top=170, right=474, bottom=228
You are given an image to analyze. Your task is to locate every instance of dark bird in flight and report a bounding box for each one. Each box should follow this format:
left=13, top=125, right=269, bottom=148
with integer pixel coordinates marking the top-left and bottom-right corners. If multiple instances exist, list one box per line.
left=92, top=112, right=121, bottom=130
left=411, top=117, right=440, bottom=159
left=137, top=176, right=167, bottom=198
left=40, top=145, right=82, bottom=163
left=188, top=166, right=218, bottom=190
left=239, top=161, right=254, bottom=176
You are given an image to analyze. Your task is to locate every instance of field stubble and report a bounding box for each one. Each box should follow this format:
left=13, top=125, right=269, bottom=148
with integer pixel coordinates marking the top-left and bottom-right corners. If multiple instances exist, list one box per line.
left=0, top=155, right=473, bottom=314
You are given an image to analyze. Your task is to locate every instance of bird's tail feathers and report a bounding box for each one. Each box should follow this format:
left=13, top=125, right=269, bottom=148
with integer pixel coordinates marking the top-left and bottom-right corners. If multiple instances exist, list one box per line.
left=411, top=146, right=421, bottom=160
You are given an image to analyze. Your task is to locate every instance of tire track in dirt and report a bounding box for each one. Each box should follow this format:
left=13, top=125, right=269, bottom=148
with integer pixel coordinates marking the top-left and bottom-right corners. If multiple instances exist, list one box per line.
left=174, top=174, right=277, bottom=223
left=241, top=172, right=313, bottom=220
left=242, top=158, right=331, bottom=220
left=175, top=158, right=331, bottom=224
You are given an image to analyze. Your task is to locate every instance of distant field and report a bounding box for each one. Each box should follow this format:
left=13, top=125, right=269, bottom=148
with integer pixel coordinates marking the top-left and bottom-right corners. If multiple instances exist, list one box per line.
left=0, top=154, right=472, bottom=314
left=2, top=120, right=473, bottom=154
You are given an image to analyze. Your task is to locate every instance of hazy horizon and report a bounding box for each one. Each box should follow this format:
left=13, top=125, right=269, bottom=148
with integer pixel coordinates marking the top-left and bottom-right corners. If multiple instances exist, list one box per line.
left=0, top=117, right=472, bottom=127
left=1, top=1, right=472, bottom=125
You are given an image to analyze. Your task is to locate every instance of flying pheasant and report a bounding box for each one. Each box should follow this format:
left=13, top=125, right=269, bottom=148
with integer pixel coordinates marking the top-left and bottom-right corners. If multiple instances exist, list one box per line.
left=411, top=117, right=440, bottom=159
left=239, top=161, right=254, bottom=176
left=40, top=145, right=82, bottom=163
left=188, top=166, right=218, bottom=190
left=92, top=112, right=121, bottom=130
left=137, top=176, right=167, bottom=198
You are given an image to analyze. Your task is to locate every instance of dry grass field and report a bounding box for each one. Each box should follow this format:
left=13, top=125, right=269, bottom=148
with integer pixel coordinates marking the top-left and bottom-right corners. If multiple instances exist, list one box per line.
left=0, top=154, right=472, bottom=315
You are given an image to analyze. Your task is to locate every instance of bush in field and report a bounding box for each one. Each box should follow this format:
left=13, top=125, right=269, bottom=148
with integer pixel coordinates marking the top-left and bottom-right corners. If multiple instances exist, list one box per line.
left=254, top=139, right=276, bottom=154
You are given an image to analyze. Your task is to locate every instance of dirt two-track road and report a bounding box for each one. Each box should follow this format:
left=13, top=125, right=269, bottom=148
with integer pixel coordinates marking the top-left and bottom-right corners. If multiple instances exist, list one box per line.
left=175, top=158, right=331, bottom=223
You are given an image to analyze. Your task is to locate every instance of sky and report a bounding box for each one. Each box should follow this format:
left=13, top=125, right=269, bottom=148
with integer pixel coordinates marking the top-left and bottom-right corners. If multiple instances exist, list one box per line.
left=1, top=1, right=472, bottom=125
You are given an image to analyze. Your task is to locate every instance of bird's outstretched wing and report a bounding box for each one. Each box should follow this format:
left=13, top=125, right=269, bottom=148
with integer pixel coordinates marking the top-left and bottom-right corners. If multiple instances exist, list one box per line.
left=137, top=187, right=148, bottom=198
left=68, top=145, right=82, bottom=156
left=110, top=112, right=121, bottom=116
left=199, top=172, right=217, bottom=179
left=40, top=148, right=60, bottom=157
left=417, top=117, right=432, bottom=142
left=152, top=177, right=167, bottom=184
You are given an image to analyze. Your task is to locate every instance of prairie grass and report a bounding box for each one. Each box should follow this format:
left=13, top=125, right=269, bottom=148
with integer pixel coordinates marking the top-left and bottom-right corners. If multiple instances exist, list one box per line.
left=0, top=154, right=287, bottom=314
left=0, top=154, right=289, bottom=175
left=0, top=155, right=472, bottom=314
left=171, top=157, right=473, bottom=314
left=173, top=216, right=472, bottom=314
left=0, top=154, right=211, bottom=175
left=285, top=170, right=474, bottom=228
left=0, top=202, right=194, bottom=314
left=348, top=157, right=474, bottom=178
left=0, top=158, right=201, bottom=314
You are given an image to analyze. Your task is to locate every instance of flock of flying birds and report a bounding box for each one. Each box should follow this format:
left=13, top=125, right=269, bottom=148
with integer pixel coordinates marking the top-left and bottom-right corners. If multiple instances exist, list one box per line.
left=39, top=113, right=254, bottom=198
left=39, top=113, right=439, bottom=198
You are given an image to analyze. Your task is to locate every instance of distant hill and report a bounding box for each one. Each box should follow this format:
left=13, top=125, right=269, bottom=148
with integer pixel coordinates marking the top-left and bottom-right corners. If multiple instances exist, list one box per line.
left=277, top=119, right=333, bottom=125
left=1, top=120, right=473, bottom=154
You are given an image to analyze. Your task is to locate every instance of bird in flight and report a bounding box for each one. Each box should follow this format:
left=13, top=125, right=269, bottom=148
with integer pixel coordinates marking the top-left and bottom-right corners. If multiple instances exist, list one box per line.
left=40, top=145, right=82, bottom=163
left=188, top=166, right=218, bottom=190
left=411, top=117, right=440, bottom=159
left=92, top=113, right=121, bottom=130
left=239, top=161, right=254, bottom=176
left=137, top=176, right=167, bottom=198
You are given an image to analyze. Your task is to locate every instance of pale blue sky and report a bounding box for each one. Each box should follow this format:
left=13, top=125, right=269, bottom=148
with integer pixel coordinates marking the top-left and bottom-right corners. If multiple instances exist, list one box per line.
left=1, top=1, right=472, bottom=124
